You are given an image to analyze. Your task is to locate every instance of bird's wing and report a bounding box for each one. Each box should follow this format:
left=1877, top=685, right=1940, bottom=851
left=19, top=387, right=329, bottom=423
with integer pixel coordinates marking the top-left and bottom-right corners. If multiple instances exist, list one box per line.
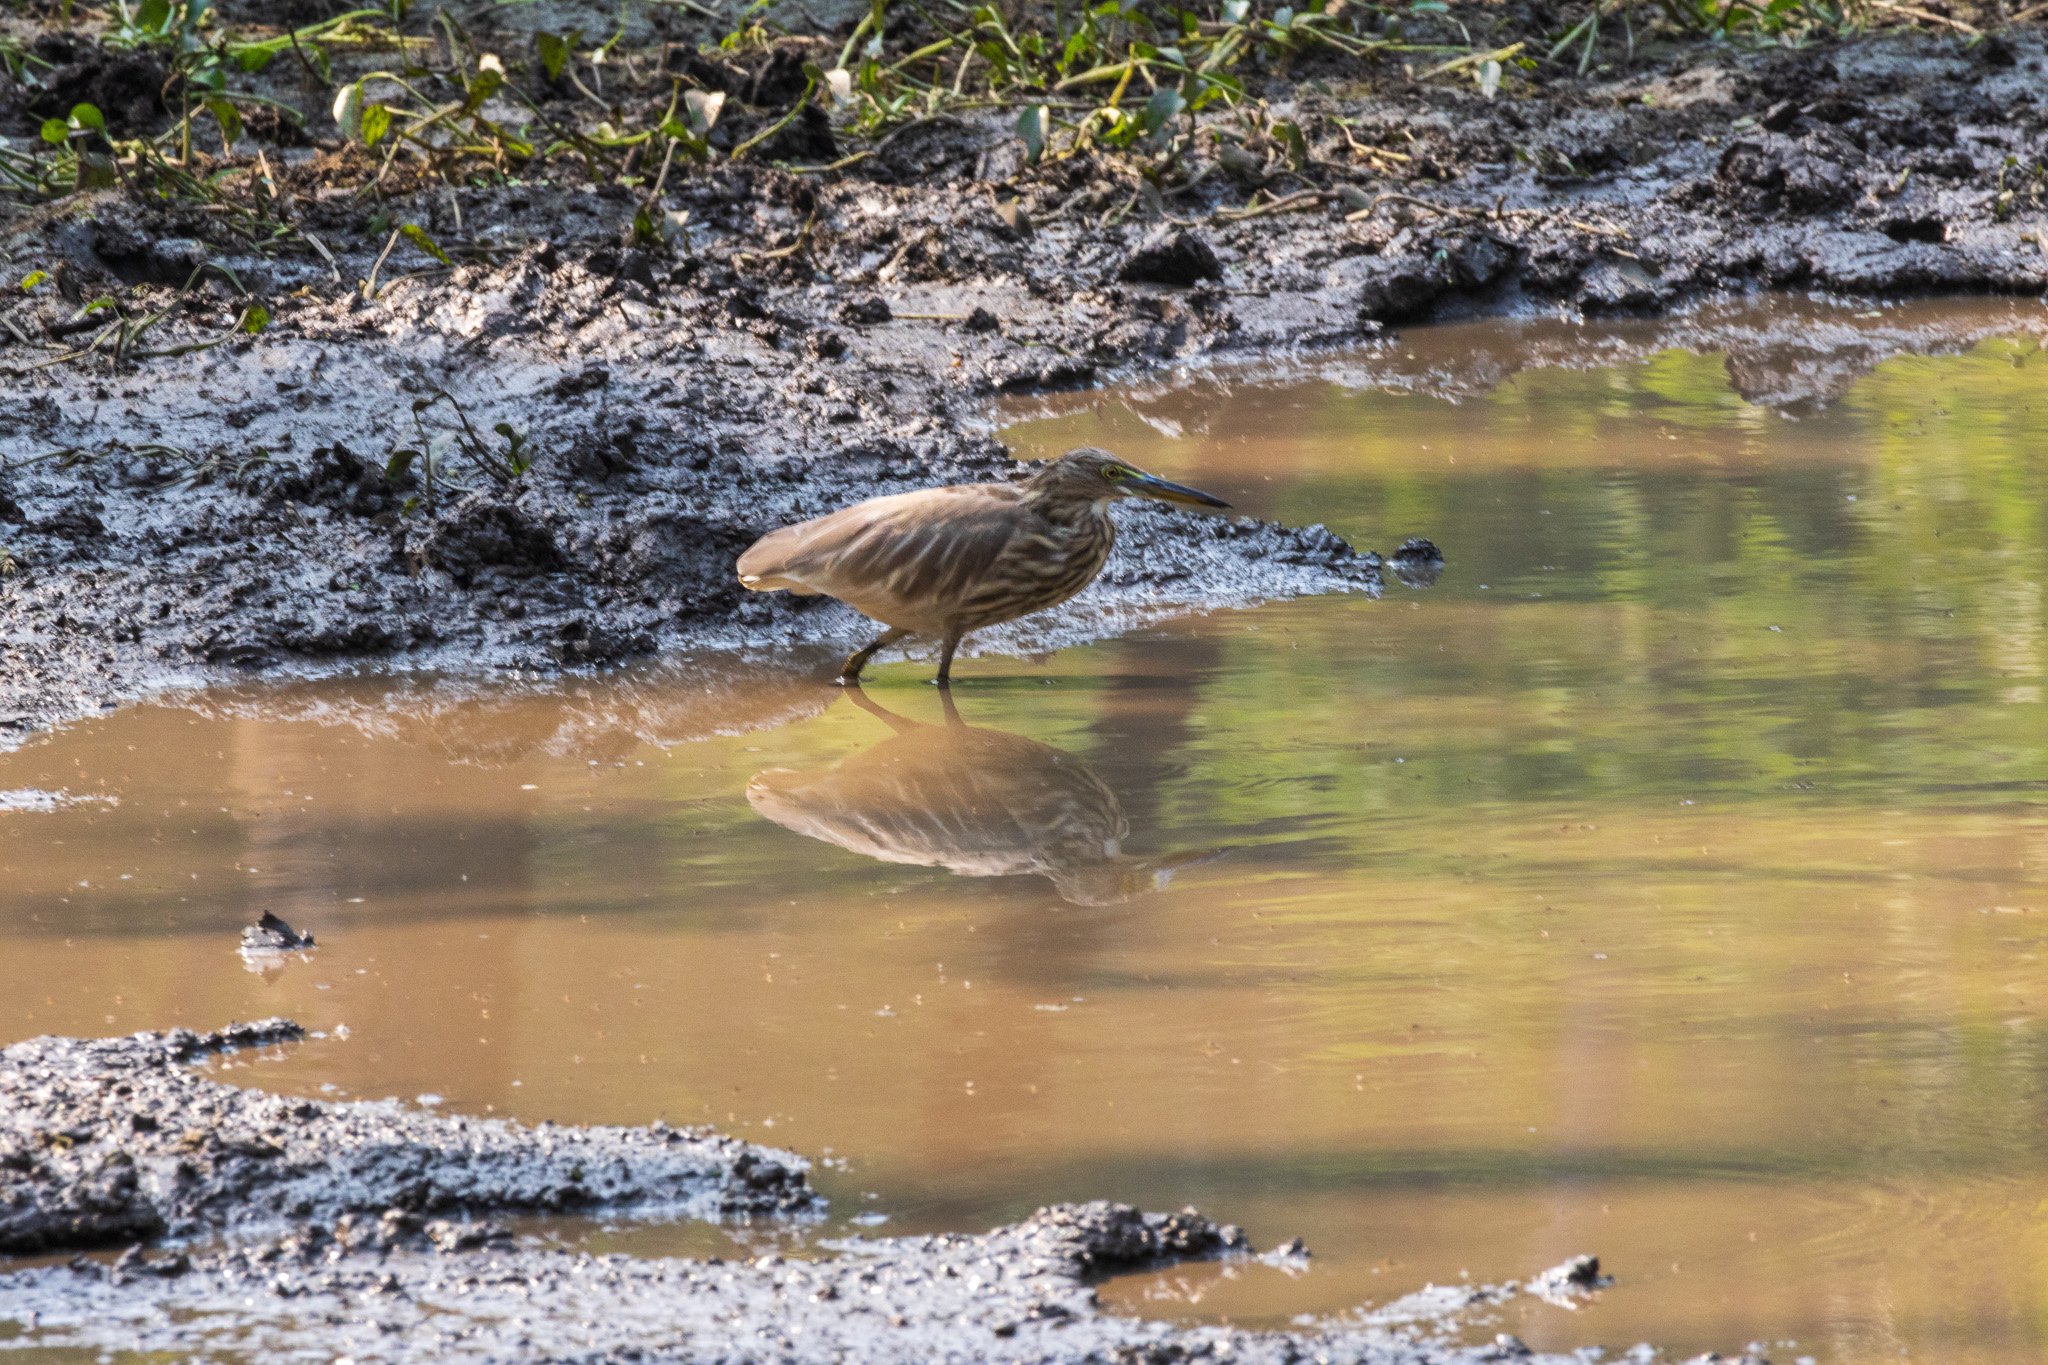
left=737, top=484, right=1023, bottom=631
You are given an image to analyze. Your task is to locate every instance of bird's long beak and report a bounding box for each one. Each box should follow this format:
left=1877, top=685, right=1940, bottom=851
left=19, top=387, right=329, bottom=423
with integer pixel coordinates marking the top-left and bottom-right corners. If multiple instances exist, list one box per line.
left=1123, top=470, right=1230, bottom=509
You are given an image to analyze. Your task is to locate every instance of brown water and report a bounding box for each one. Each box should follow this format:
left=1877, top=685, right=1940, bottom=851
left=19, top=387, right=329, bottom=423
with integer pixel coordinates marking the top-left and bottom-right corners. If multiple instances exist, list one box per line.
left=7, top=309, right=2048, bottom=1362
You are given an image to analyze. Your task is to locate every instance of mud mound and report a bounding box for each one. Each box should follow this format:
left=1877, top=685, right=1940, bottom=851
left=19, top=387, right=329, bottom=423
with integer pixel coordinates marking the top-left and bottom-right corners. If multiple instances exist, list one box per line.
left=0, top=1021, right=813, bottom=1254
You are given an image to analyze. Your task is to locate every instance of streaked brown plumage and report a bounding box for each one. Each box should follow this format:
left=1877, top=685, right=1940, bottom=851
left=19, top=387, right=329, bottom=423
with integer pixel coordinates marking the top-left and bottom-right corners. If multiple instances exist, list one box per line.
left=736, top=447, right=1229, bottom=685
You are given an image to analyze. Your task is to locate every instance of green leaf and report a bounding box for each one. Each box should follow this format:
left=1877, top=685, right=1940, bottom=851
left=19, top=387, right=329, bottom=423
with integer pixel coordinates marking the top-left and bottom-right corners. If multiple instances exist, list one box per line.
left=1141, top=85, right=1185, bottom=136
left=399, top=223, right=451, bottom=265
left=206, top=96, right=242, bottom=146
left=385, top=449, right=418, bottom=482
left=18, top=271, right=48, bottom=291
left=537, top=31, right=571, bottom=81
left=136, top=0, right=171, bottom=31
left=68, top=103, right=105, bottom=132
left=333, top=81, right=364, bottom=140
left=360, top=102, right=393, bottom=150
left=74, top=153, right=117, bottom=190
left=1015, top=103, right=1047, bottom=164
left=1272, top=118, right=1308, bottom=170
left=40, top=118, right=67, bottom=145
left=240, top=303, right=271, bottom=334
left=461, top=67, right=503, bottom=115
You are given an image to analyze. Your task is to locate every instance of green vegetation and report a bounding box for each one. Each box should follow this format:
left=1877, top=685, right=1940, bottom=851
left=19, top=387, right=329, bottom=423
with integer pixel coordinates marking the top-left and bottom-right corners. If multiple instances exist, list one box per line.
left=1, top=0, right=2023, bottom=221
left=384, top=389, right=536, bottom=510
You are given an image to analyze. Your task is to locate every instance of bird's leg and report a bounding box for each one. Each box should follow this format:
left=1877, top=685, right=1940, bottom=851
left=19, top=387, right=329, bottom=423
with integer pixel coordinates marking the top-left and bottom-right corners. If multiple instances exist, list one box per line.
left=839, top=627, right=909, bottom=685
left=932, top=628, right=964, bottom=688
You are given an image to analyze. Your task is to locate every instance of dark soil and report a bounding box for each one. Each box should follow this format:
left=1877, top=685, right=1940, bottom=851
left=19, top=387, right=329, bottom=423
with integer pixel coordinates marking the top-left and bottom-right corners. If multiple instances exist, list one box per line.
left=0, top=9, right=2041, bottom=741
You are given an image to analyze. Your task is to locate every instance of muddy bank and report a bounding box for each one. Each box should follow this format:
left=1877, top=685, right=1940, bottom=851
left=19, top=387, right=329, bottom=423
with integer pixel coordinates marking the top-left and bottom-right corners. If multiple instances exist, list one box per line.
left=0, top=1222, right=1619, bottom=1365
left=1, top=6, right=2044, bottom=740
left=0, top=1020, right=1679, bottom=1363
left=0, top=1020, right=813, bottom=1255
left=1, top=1194, right=1612, bottom=1363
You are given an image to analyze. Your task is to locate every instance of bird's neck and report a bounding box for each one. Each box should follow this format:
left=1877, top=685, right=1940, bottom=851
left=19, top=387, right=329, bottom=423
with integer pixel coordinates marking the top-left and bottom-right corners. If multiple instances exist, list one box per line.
left=1023, top=488, right=1113, bottom=530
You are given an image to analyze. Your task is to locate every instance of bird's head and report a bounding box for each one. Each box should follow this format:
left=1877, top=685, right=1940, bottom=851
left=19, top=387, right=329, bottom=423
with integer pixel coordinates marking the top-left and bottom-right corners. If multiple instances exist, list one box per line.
left=1025, top=447, right=1231, bottom=510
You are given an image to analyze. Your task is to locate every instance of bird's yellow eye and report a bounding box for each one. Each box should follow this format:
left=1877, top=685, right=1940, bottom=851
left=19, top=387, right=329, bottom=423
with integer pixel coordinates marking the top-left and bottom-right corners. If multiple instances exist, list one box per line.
left=1103, top=465, right=1129, bottom=480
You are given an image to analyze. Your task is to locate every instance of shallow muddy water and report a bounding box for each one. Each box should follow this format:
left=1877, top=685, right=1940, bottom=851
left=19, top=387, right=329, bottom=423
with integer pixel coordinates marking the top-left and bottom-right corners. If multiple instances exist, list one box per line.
left=7, top=308, right=2048, bottom=1362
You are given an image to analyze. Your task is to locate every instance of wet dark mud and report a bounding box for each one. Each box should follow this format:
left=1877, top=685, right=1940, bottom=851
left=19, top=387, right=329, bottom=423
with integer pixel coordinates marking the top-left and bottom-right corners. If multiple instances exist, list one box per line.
left=2, top=7, right=2045, bottom=742
left=0, top=1173, right=1612, bottom=1362
left=0, top=1020, right=814, bottom=1256
left=0, top=1019, right=1635, bottom=1363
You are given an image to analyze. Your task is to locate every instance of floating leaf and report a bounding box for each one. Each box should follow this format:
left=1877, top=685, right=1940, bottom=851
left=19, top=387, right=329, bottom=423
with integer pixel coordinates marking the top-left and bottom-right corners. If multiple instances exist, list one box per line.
left=68, top=103, right=105, bottom=133
left=1015, top=103, right=1047, bottom=164
left=40, top=118, right=67, bottom=145
left=399, top=224, right=451, bottom=265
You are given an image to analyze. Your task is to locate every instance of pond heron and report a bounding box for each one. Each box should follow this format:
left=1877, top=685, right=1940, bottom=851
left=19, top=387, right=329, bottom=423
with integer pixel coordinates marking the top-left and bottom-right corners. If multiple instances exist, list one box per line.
left=736, top=447, right=1230, bottom=685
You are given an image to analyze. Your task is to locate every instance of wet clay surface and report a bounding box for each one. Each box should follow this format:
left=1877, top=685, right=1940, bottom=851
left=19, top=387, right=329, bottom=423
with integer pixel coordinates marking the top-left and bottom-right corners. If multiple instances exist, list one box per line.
left=0, top=1019, right=813, bottom=1254
left=2, top=5, right=2046, bottom=738
left=0, top=1187, right=1609, bottom=1363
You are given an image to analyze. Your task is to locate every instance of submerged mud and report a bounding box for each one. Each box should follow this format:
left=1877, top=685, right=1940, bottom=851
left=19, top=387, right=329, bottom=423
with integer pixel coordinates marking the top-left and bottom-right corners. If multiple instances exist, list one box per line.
left=0, top=1021, right=1615, bottom=1365
left=0, top=1021, right=813, bottom=1255
left=2, top=14, right=2045, bottom=739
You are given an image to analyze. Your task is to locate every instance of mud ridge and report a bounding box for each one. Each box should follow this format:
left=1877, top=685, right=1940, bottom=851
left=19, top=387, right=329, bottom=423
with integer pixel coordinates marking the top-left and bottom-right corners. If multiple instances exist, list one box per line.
left=0, top=1020, right=814, bottom=1255
left=1, top=1181, right=1611, bottom=1362
left=0, top=1022, right=1679, bottom=1363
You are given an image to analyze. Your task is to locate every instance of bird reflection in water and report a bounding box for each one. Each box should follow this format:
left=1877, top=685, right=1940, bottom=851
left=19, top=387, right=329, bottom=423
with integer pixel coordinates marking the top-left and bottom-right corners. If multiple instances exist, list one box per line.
left=746, top=688, right=1217, bottom=905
